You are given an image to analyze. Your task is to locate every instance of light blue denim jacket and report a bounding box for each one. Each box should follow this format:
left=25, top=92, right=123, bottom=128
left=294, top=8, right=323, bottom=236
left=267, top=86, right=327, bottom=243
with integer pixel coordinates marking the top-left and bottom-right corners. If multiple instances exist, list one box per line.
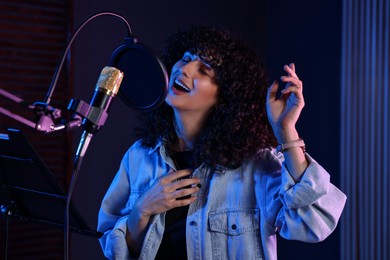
left=98, top=140, right=346, bottom=260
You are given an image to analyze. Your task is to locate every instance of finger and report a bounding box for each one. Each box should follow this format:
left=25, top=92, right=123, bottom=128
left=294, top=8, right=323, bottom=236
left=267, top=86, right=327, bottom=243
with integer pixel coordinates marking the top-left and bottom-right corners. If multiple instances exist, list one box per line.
left=289, top=63, right=295, bottom=71
left=164, top=169, right=193, bottom=182
left=280, top=76, right=302, bottom=88
left=281, top=83, right=304, bottom=97
left=175, top=185, right=200, bottom=197
left=171, top=177, right=201, bottom=190
left=267, top=80, right=279, bottom=102
left=174, top=194, right=197, bottom=206
left=284, top=64, right=298, bottom=78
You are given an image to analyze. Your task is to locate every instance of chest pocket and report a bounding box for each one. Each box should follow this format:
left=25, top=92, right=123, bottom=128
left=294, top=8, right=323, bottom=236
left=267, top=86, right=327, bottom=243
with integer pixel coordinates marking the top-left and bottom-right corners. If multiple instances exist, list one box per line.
left=209, top=208, right=260, bottom=235
left=208, top=208, right=263, bottom=259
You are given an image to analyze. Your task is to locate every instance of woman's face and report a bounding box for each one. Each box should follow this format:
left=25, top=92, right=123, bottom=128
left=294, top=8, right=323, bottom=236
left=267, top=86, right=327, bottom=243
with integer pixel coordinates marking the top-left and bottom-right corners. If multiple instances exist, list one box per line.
left=165, top=51, right=219, bottom=115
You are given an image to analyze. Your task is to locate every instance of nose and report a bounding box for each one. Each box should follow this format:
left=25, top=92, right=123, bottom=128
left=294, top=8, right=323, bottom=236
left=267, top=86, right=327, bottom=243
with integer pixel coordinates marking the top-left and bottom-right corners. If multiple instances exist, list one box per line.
left=180, top=61, right=195, bottom=78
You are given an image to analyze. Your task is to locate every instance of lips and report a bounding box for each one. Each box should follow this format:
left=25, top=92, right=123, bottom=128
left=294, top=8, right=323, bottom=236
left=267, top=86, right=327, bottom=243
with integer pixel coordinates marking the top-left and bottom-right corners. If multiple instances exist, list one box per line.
left=173, top=78, right=191, bottom=93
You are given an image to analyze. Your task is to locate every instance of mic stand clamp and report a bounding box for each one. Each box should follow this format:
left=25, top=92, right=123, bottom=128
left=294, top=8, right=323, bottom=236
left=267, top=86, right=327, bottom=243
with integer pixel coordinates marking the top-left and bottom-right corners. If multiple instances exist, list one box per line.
left=67, top=98, right=108, bottom=131
left=33, top=102, right=62, bottom=132
left=33, top=102, right=82, bottom=133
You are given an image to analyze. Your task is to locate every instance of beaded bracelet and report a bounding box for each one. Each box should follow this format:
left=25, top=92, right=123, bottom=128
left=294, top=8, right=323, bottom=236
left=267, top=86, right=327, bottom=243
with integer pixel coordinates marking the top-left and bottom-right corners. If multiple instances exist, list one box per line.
left=275, top=138, right=306, bottom=153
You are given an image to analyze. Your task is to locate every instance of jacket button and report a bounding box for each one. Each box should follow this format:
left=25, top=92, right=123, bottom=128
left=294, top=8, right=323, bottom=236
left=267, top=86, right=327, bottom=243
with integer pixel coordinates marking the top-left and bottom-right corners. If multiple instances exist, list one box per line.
left=231, top=224, right=237, bottom=230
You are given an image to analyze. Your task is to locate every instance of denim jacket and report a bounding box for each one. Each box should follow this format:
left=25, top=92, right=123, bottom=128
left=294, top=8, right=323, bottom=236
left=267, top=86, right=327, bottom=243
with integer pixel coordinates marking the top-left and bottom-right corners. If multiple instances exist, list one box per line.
left=98, top=140, right=346, bottom=260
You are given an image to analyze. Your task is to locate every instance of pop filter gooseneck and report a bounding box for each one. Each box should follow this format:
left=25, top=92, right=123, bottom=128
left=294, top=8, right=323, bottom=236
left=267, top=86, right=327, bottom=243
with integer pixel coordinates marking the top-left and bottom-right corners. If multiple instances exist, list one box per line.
left=109, top=37, right=168, bottom=111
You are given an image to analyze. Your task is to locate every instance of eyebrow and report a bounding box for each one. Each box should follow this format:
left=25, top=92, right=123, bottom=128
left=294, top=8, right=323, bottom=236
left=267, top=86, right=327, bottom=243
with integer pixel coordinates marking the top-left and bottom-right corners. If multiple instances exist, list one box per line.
left=186, top=51, right=213, bottom=69
left=200, top=59, right=213, bottom=69
left=195, top=56, right=214, bottom=71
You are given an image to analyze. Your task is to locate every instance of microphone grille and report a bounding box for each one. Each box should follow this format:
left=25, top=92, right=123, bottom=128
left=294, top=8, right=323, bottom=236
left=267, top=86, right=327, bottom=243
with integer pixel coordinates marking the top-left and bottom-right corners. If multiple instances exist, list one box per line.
left=96, top=66, right=124, bottom=96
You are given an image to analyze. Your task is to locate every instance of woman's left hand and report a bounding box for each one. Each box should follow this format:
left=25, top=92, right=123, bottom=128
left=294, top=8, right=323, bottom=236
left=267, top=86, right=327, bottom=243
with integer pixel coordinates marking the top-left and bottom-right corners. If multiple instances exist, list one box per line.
left=266, top=63, right=305, bottom=143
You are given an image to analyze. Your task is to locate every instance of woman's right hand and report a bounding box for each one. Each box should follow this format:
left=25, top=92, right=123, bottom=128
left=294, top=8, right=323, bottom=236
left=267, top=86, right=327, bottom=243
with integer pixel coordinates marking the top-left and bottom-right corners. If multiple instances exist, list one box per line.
left=126, top=169, right=200, bottom=256
left=134, top=169, right=201, bottom=218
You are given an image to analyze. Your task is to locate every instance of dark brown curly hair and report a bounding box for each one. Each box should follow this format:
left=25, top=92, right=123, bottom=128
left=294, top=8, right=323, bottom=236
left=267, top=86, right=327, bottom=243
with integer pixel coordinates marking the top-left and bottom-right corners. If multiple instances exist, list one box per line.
left=135, top=25, right=277, bottom=169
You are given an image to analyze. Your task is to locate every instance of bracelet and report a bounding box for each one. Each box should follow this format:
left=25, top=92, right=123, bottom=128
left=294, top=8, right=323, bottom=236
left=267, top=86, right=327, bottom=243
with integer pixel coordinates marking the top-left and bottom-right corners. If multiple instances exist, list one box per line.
left=275, top=138, right=306, bottom=153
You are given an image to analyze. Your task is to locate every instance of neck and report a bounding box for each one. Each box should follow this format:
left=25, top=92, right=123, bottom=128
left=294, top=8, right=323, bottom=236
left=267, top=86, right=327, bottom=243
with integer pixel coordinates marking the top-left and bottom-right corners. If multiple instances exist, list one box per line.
left=173, top=110, right=208, bottom=151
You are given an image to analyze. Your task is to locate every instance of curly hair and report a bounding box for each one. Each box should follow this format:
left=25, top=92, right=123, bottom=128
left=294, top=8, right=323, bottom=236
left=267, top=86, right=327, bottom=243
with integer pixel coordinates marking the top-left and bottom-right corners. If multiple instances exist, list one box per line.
left=135, top=25, right=277, bottom=169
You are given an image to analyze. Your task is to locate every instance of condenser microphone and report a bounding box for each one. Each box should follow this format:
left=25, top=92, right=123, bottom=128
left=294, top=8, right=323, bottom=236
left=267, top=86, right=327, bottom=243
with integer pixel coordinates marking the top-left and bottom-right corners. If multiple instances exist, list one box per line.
left=71, top=66, right=123, bottom=159
left=68, top=66, right=124, bottom=135
left=82, top=66, right=124, bottom=134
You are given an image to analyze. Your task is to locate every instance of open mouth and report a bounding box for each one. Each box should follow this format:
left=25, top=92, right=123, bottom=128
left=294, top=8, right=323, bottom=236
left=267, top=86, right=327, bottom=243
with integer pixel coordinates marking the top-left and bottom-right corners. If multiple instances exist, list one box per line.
left=173, top=79, right=191, bottom=93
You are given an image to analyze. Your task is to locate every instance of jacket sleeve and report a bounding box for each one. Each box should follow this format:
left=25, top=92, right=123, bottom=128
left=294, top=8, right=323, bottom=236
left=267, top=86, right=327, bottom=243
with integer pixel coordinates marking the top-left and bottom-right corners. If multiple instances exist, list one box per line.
left=264, top=153, right=347, bottom=242
left=97, top=149, right=132, bottom=260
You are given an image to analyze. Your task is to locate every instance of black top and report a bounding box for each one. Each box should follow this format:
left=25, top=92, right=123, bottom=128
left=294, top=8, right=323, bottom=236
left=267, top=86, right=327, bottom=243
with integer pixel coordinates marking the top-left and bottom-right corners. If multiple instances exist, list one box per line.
left=155, top=150, right=194, bottom=260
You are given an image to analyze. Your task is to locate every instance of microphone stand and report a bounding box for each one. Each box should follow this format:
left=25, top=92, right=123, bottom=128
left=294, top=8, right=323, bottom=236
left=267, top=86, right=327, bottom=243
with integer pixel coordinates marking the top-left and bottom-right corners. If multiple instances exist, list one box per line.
left=64, top=130, right=92, bottom=260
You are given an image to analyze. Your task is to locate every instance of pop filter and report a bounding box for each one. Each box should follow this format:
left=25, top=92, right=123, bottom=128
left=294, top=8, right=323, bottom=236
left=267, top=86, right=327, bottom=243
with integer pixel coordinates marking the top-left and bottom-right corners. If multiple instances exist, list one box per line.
left=109, top=37, right=168, bottom=111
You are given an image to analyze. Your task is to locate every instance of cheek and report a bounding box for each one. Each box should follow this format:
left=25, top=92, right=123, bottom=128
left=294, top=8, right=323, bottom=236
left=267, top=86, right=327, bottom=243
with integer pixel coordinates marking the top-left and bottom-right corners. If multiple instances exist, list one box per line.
left=196, top=84, right=218, bottom=105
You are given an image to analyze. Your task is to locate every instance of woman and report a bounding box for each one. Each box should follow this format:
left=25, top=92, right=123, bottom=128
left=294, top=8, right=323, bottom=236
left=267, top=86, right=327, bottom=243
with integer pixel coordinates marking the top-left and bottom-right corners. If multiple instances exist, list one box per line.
left=98, top=25, right=346, bottom=260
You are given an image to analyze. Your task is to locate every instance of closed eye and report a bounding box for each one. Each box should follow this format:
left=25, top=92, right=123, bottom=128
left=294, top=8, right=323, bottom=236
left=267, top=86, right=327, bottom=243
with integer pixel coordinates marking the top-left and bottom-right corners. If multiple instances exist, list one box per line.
left=199, top=64, right=214, bottom=77
left=199, top=68, right=210, bottom=75
left=179, top=51, right=215, bottom=78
